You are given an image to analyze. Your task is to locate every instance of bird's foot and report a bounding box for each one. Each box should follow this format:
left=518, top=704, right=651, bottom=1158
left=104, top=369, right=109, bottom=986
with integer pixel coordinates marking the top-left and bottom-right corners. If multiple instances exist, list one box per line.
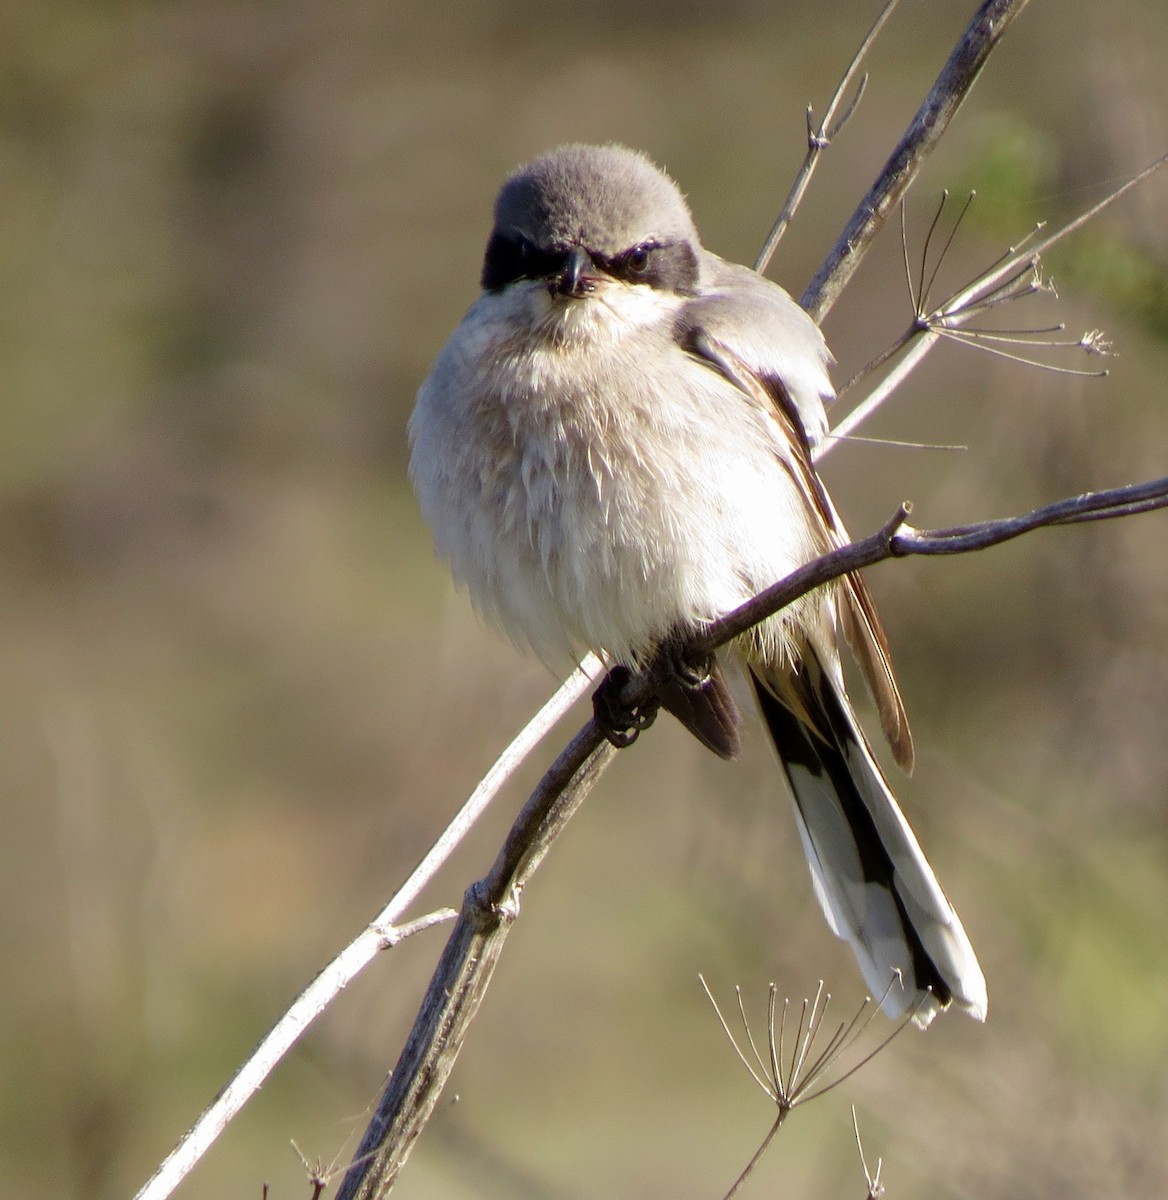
left=592, top=665, right=658, bottom=749
left=657, top=642, right=715, bottom=691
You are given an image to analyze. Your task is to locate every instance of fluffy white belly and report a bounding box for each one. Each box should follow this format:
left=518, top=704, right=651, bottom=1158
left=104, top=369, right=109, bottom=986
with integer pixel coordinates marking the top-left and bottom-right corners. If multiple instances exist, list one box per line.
left=411, top=303, right=822, bottom=670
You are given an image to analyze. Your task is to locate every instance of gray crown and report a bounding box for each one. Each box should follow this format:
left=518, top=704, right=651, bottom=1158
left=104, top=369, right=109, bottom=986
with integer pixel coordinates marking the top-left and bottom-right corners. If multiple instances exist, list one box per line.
left=493, top=144, right=700, bottom=255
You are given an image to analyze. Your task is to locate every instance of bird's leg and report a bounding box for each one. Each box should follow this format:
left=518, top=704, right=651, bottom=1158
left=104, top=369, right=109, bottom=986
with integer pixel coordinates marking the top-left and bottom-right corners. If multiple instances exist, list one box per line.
left=592, top=665, right=659, bottom=749
left=592, top=635, right=743, bottom=759
left=655, top=636, right=715, bottom=690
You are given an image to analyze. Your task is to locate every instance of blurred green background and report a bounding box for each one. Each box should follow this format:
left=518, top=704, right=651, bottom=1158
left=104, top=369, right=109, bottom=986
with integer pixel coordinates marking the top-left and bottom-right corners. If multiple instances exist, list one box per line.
left=2, top=1, right=1167, bottom=1197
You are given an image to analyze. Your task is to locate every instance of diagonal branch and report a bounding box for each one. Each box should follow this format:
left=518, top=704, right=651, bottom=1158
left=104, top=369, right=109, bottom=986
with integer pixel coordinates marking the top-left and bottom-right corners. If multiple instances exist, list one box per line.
left=334, top=474, right=1168, bottom=1199
left=754, top=0, right=900, bottom=275
left=335, top=726, right=614, bottom=1200
left=825, top=152, right=1167, bottom=450
left=803, top=0, right=1032, bottom=323
left=688, top=477, right=1168, bottom=657
left=133, top=7, right=1163, bottom=1199
left=132, top=660, right=602, bottom=1200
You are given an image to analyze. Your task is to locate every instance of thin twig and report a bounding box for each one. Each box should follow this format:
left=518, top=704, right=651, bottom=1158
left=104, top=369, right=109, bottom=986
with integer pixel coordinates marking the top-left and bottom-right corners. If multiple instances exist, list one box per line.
left=921, top=190, right=979, bottom=313
left=933, top=327, right=1109, bottom=376
left=699, top=976, right=778, bottom=1100
left=755, top=0, right=899, bottom=274
left=335, top=726, right=616, bottom=1200
left=704, top=979, right=918, bottom=1198
left=804, top=0, right=1033, bottom=322
left=722, top=1111, right=788, bottom=1200
left=134, top=10, right=1166, bottom=1199
left=739, top=985, right=773, bottom=1090
left=852, top=1107, right=885, bottom=1200
left=687, top=478, right=1168, bottom=657
left=915, top=190, right=951, bottom=314
left=132, top=658, right=602, bottom=1200
left=336, top=474, right=1168, bottom=1199
left=828, top=153, right=1168, bottom=447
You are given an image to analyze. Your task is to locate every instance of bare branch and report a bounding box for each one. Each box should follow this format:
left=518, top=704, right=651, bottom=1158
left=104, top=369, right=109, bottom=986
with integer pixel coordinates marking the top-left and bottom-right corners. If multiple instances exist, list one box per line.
left=132, top=911, right=458, bottom=1200
left=803, top=0, right=1033, bottom=322
left=337, top=474, right=1168, bottom=1199
left=334, top=726, right=615, bottom=1200
left=375, top=908, right=459, bottom=948
left=132, top=659, right=601, bottom=1200
left=754, top=0, right=899, bottom=274
left=688, top=477, right=1168, bottom=657
left=722, top=1112, right=787, bottom=1200
left=134, top=9, right=1166, bottom=1198
left=852, top=1107, right=886, bottom=1200
left=704, top=979, right=917, bottom=1198
left=827, top=153, right=1168, bottom=447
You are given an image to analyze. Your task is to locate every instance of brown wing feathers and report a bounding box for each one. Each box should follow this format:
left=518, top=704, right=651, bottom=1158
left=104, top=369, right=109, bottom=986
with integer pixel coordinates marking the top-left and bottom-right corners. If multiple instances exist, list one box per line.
left=690, top=330, right=914, bottom=772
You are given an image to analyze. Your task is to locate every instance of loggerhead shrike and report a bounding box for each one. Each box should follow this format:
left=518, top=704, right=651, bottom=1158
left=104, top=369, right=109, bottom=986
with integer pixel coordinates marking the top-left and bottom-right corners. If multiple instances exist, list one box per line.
left=409, top=143, right=986, bottom=1026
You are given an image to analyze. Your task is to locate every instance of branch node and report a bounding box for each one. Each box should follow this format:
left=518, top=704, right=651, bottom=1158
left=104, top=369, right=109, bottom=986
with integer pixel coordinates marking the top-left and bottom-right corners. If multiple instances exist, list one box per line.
left=373, top=908, right=459, bottom=949
left=881, top=502, right=914, bottom=543
left=464, top=881, right=519, bottom=929
left=804, top=102, right=818, bottom=143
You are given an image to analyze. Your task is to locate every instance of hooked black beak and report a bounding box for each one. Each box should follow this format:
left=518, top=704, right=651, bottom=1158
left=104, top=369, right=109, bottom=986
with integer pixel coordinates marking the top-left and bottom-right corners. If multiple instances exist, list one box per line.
left=551, top=246, right=597, bottom=298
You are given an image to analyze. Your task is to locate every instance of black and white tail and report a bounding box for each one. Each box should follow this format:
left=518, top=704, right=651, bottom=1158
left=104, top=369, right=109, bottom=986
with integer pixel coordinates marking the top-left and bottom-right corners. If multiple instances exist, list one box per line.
left=751, top=646, right=987, bottom=1027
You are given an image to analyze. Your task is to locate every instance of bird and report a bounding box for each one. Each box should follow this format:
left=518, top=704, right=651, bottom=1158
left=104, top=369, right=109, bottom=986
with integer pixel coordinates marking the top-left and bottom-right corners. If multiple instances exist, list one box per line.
left=408, top=143, right=986, bottom=1026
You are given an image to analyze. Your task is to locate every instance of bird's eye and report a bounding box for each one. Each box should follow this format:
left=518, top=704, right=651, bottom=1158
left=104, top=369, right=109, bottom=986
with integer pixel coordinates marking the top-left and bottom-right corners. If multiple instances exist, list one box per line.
left=626, top=245, right=652, bottom=274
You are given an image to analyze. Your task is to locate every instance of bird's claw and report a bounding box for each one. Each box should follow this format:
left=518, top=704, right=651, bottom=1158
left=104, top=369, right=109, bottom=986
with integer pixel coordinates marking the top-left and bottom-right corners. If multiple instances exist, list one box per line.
left=592, top=665, right=658, bottom=749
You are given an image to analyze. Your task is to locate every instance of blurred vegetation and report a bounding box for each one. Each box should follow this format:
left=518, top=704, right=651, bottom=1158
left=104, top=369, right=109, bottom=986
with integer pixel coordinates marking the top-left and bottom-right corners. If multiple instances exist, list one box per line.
left=1, top=2, right=1166, bottom=1198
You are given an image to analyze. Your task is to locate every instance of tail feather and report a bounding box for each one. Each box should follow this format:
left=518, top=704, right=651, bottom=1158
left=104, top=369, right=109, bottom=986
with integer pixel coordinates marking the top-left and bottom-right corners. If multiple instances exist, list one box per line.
left=750, top=650, right=987, bottom=1027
